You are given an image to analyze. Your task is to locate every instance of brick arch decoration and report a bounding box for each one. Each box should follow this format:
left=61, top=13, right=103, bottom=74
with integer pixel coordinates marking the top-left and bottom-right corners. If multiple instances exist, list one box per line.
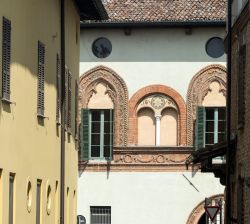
left=186, top=64, right=227, bottom=146
left=186, top=194, right=224, bottom=224
left=128, top=85, right=186, bottom=146
left=79, top=65, right=129, bottom=146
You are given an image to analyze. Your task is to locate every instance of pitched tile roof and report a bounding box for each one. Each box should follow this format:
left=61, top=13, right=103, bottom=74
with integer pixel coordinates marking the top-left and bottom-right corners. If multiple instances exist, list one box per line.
left=101, top=0, right=226, bottom=22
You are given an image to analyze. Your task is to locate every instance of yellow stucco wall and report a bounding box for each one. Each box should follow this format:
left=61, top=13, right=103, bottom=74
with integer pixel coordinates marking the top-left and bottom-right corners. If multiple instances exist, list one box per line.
left=0, top=0, right=79, bottom=223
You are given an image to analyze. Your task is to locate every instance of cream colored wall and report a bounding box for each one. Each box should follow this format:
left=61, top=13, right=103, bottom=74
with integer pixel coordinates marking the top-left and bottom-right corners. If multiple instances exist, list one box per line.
left=160, top=108, right=178, bottom=146
left=80, top=27, right=226, bottom=99
left=0, top=0, right=79, bottom=223
left=138, top=108, right=156, bottom=145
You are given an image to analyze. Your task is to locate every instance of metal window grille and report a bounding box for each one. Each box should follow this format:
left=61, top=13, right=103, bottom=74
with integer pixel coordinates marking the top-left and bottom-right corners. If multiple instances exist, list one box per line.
left=90, top=206, right=111, bottom=224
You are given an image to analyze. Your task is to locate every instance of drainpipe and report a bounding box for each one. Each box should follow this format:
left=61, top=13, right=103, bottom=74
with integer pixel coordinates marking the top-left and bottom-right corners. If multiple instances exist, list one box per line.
left=226, top=0, right=232, bottom=223
left=60, top=0, right=66, bottom=223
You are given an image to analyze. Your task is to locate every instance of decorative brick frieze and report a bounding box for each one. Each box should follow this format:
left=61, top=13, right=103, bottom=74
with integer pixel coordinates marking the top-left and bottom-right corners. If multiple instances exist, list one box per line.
left=78, top=146, right=196, bottom=172
left=128, top=85, right=187, bottom=146
left=186, top=64, right=227, bottom=146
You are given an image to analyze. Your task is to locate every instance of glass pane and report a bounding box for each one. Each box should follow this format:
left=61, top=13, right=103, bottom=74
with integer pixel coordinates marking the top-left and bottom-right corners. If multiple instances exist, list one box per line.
left=104, top=122, right=111, bottom=133
left=205, top=133, right=214, bottom=145
left=218, top=121, right=226, bottom=132
left=104, top=146, right=111, bottom=158
left=218, top=108, right=226, bottom=120
left=206, top=108, right=214, bottom=120
left=91, top=146, right=100, bottom=157
left=206, top=121, right=214, bottom=132
left=218, top=133, right=226, bottom=142
left=92, top=122, right=100, bottom=133
left=104, top=110, right=111, bottom=121
left=104, top=134, right=111, bottom=145
left=91, top=111, right=100, bottom=121
left=91, top=134, right=100, bottom=145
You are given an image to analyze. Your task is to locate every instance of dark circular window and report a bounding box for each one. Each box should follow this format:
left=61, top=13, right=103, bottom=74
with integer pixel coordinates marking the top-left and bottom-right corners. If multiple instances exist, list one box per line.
left=92, top=37, right=112, bottom=58
left=206, top=37, right=224, bottom=58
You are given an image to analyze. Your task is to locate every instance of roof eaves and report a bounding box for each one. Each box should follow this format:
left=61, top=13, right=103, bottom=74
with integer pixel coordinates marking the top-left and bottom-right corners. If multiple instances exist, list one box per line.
left=81, top=20, right=226, bottom=28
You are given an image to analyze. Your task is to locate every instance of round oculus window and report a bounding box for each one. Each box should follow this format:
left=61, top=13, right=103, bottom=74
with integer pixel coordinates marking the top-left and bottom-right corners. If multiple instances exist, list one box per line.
left=206, top=37, right=224, bottom=58
left=92, top=37, right=112, bottom=58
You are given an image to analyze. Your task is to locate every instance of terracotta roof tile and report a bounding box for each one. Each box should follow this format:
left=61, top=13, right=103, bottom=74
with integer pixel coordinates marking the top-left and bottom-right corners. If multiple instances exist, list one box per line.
left=101, top=0, right=226, bottom=22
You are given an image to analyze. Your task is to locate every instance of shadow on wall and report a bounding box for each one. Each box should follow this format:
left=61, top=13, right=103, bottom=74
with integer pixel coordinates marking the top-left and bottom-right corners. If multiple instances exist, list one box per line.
left=80, top=28, right=226, bottom=63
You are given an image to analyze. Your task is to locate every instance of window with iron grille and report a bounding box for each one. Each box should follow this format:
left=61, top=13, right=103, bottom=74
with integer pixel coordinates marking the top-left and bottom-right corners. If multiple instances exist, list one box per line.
left=56, top=54, right=61, bottom=124
left=37, top=41, right=45, bottom=117
left=2, top=17, right=11, bottom=101
left=90, top=206, right=111, bottom=224
left=238, top=33, right=246, bottom=128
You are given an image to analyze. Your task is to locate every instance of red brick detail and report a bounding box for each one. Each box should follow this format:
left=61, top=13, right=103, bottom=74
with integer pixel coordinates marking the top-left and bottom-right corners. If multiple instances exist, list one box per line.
left=128, top=85, right=187, bottom=146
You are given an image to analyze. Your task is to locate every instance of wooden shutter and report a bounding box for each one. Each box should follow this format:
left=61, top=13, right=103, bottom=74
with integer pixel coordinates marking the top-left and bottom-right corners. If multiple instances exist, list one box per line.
left=37, top=41, right=45, bottom=116
left=56, top=54, right=61, bottom=123
left=195, top=107, right=205, bottom=150
left=2, top=17, right=11, bottom=100
left=64, top=67, right=68, bottom=128
left=238, top=34, right=246, bottom=127
left=67, top=71, right=72, bottom=131
left=74, top=80, right=79, bottom=138
left=80, top=109, right=89, bottom=160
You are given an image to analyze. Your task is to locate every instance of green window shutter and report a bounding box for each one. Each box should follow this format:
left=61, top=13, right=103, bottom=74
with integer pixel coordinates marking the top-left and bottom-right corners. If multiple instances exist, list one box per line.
left=109, top=109, right=113, bottom=158
left=80, top=109, right=89, bottom=160
left=195, top=107, right=205, bottom=150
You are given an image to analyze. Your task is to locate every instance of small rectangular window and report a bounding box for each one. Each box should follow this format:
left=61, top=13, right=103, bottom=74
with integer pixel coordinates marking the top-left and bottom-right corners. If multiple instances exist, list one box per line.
left=37, top=41, right=45, bottom=117
left=36, top=180, right=42, bottom=224
left=2, top=17, right=11, bottom=101
left=9, top=174, right=15, bottom=224
left=90, top=206, right=111, bottom=224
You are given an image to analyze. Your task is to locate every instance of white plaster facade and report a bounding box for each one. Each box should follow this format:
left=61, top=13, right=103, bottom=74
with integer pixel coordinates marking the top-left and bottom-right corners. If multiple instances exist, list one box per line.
left=78, top=172, right=224, bottom=224
left=78, top=26, right=226, bottom=224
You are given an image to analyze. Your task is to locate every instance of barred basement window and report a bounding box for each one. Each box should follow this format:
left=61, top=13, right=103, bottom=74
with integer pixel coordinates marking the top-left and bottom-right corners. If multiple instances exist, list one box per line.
left=37, top=41, right=45, bottom=117
left=90, top=206, right=111, bottom=224
left=238, top=33, right=246, bottom=128
left=2, top=17, right=11, bottom=101
left=56, top=54, right=61, bottom=124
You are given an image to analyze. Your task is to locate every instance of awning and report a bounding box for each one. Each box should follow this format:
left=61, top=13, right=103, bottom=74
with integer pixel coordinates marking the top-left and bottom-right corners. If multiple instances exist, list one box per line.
left=185, top=142, right=227, bottom=168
